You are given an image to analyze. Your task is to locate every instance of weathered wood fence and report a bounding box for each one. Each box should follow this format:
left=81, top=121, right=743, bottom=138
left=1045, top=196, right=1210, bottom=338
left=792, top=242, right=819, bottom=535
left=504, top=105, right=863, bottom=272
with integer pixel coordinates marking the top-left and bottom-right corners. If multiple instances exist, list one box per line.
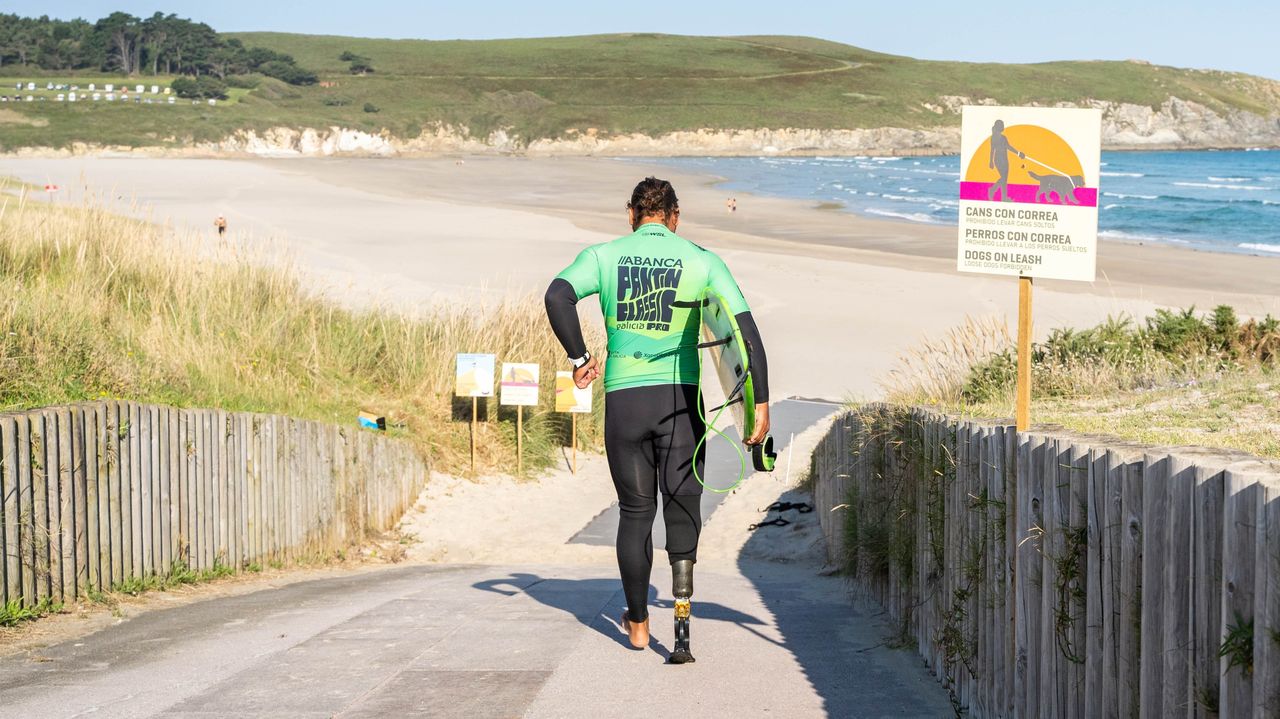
left=812, top=405, right=1280, bottom=718
left=0, top=401, right=428, bottom=610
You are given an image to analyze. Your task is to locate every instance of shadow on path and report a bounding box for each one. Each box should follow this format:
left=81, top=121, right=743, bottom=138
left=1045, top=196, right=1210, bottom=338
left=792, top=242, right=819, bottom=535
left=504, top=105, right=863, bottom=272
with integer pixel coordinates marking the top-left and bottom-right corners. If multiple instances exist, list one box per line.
left=736, top=503, right=956, bottom=717
left=472, top=572, right=779, bottom=662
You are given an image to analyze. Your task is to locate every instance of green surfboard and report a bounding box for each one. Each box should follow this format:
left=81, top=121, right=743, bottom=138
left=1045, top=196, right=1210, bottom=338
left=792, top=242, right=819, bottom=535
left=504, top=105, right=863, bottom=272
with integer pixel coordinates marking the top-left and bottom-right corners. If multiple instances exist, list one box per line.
left=698, top=288, right=756, bottom=437
left=697, top=288, right=774, bottom=473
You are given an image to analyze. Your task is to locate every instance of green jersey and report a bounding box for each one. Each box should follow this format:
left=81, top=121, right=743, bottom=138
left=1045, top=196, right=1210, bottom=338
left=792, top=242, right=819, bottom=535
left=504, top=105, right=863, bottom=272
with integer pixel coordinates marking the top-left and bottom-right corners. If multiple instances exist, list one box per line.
left=556, top=223, right=750, bottom=392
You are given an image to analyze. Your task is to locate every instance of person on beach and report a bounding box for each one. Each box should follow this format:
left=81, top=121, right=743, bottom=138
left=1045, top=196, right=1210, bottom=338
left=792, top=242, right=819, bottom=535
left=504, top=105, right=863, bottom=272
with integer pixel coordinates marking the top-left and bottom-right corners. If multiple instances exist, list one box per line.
left=544, top=177, right=770, bottom=662
left=214, top=215, right=227, bottom=236
left=988, top=119, right=1024, bottom=202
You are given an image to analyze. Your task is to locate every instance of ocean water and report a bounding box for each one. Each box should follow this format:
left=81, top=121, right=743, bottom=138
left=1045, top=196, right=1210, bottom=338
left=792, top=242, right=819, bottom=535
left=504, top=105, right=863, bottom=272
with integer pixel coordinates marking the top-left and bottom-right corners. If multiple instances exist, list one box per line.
left=649, top=150, right=1280, bottom=255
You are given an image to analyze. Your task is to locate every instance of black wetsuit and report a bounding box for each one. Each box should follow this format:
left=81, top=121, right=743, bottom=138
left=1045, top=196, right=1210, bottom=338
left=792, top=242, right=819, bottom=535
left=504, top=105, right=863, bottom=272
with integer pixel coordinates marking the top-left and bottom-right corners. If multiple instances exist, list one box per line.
left=545, top=223, right=768, bottom=623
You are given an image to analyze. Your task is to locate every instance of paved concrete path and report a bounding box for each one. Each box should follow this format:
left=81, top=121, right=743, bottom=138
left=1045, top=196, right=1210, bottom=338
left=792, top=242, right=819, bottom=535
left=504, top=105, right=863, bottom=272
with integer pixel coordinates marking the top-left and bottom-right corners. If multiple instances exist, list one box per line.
left=1, top=561, right=954, bottom=718
left=569, top=398, right=840, bottom=548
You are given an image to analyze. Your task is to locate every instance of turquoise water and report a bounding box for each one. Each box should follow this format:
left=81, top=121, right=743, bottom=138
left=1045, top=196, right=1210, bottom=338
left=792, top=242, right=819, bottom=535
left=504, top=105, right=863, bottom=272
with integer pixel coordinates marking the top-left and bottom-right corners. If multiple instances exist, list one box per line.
left=649, top=149, right=1280, bottom=255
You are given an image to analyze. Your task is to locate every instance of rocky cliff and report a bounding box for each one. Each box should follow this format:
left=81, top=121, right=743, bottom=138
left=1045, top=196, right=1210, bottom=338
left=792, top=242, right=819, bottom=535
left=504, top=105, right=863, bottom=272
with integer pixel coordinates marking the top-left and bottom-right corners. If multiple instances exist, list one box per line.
left=6, top=95, right=1277, bottom=158
left=201, top=95, right=1280, bottom=156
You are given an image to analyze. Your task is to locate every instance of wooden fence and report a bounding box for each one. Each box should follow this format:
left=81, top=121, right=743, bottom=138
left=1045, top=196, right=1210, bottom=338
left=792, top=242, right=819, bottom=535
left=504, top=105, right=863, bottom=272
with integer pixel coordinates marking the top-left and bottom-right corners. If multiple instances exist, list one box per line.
left=0, top=401, right=428, bottom=610
left=811, top=405, right=1280, bottom=718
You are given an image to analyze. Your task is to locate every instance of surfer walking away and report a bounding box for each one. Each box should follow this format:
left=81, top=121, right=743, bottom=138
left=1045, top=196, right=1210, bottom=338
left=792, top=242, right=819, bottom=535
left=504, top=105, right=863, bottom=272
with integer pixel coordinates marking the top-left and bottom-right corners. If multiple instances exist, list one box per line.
left=543, top=177, right=770, bottom=661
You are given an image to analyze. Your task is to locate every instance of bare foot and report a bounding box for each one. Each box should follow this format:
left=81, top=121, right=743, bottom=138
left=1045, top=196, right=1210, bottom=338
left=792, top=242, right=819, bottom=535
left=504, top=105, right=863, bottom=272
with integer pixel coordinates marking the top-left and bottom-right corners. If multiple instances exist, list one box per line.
left=621, top=612, right=649, bottom=649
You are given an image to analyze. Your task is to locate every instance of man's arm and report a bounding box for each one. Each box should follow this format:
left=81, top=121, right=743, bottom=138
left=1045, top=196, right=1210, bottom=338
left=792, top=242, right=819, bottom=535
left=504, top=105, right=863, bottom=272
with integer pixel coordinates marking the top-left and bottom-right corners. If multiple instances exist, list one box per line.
left=546, top=247, right=603, bottom=388
left=736, top=311, right=769, bottom=404
left=544, top=278, right=587, bottom=360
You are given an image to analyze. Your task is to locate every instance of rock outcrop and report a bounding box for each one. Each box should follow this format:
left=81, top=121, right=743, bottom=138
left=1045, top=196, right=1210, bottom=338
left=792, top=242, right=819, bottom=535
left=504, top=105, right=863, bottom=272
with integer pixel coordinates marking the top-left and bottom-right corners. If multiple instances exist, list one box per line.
left=6, top=95, right=1277, bottom=158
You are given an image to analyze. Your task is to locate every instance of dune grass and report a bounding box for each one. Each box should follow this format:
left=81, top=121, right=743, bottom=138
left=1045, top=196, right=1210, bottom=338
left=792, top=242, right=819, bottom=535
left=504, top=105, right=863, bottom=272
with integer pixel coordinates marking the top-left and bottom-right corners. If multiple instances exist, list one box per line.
left=0, top=189, right=602, bottom=475
left=882, top=309, right=1280, bottom=458
left=2, top=32, right=1278, bottom=149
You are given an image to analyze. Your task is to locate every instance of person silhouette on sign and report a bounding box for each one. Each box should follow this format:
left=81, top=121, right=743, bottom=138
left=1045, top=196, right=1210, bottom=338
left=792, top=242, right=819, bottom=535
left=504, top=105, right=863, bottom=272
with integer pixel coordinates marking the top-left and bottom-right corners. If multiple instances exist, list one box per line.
left=988, top=120, right=1025, bottom=202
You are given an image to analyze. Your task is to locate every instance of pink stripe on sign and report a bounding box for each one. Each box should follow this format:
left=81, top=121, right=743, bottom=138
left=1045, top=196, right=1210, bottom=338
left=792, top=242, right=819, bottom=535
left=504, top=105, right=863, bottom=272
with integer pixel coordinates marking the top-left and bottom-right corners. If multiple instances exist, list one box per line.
left=960, top=181, right=1098, bottom=208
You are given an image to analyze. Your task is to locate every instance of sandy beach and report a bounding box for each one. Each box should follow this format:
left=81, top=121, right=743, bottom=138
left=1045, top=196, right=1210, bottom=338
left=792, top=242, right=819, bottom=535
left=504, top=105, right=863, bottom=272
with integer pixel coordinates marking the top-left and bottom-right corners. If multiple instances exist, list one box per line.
left=6, top=155, right=1279, bottom=401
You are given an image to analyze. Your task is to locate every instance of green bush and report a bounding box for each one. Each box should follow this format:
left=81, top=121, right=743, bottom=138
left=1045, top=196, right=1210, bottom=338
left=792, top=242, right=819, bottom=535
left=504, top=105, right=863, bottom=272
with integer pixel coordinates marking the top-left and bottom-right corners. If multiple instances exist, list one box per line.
left=350, top=60, right=375, bottom=75
left=258, top=60, right=318, bottom=86
left=958, top=306, right=1280, bottom=403
left=170, top=76, right=229, bottom=100
left=223, top=74, right=261, bottom=89
left=363, top=102, right=380, bottom=113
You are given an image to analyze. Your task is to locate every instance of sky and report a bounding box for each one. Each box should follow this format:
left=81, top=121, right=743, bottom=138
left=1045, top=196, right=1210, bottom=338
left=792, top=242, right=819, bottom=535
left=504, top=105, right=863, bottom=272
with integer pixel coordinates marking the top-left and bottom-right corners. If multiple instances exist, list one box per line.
left=31, top=1, right=1280, bottom=80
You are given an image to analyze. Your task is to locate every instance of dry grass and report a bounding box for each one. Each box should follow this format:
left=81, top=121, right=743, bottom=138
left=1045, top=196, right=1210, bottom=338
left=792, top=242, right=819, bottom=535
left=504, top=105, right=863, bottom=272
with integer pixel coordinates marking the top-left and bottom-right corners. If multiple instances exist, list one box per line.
left=878, top=315, right=1011, bottom=406
left=878, top=312, right=1280, bottom=459
left=0, top=190, right=602, bottom=474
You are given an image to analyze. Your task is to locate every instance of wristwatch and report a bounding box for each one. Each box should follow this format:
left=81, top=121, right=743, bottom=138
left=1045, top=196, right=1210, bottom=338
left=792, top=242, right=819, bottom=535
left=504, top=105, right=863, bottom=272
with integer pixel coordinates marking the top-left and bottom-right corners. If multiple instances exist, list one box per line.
left=570, top=350, right=591, bottom=369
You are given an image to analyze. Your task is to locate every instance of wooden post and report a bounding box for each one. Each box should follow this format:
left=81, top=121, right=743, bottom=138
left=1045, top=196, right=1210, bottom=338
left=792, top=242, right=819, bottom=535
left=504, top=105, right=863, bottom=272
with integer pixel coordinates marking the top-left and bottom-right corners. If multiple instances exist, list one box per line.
left=1016, top=277, right=1033, bottom=432
left=470, top=396, right=478, bottom=474
left=571, top=414, right=578, bottom=475
left=516, top=405, right=523, bottom=476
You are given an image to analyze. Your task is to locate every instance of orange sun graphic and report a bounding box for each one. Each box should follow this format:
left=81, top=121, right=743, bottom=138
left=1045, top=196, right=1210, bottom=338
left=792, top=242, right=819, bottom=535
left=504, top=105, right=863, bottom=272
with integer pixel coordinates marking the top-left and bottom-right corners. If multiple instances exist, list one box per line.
left=965, top=124, right=1086, bottom=186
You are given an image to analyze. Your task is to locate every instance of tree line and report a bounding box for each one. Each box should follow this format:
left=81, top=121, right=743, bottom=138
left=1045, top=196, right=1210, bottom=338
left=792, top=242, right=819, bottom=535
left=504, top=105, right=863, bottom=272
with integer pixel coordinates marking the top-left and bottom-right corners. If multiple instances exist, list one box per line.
left=0, top=12, right=316, bottom=85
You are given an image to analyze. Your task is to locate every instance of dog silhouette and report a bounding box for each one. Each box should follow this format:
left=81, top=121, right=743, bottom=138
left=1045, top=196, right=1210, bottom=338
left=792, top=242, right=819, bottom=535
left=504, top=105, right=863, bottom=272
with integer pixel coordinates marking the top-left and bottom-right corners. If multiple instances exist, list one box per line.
left=1028, top=171, right=1085, bottom=205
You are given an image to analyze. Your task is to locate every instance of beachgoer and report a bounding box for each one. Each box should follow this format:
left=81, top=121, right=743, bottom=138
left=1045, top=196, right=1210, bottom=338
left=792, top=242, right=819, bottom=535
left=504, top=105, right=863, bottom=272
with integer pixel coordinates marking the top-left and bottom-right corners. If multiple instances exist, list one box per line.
left=988, top=119, right=1024, bottom=202
left=214, top=215, right=227, bottom=236
left=725, top=197, right=732, bottom=213
left=544, top=176, right=770, bottom=663
left=730, top=197, right=737, bottom=213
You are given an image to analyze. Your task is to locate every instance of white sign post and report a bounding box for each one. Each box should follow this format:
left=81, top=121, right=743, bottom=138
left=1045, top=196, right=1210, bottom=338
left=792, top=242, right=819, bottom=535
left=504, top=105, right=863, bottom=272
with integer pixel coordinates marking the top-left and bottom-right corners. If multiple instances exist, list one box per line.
left=555, top=371, right=593, bottom=474
left=455, top=353, right=495, bottom=473
left=500, top=363, right=540, bottom=474
left=957, top=105, right=1101, bottom=430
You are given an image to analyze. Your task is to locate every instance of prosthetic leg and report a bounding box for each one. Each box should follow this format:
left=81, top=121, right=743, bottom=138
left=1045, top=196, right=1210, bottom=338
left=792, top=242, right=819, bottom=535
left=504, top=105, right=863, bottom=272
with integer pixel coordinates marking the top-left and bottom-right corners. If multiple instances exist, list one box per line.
left=669, top=559, right=696, bottom=664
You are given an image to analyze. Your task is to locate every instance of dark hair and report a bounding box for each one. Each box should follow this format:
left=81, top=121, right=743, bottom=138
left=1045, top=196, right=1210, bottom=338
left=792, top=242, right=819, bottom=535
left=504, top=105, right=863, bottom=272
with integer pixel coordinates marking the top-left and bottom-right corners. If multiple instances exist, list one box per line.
left=627, top=176, right=678, bottom=224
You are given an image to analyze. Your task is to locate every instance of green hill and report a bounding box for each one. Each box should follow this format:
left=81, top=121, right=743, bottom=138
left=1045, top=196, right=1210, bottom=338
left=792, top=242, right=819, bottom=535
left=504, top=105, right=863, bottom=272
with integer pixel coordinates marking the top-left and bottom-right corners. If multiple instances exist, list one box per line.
left=3, top=32, right=1279, bottom=151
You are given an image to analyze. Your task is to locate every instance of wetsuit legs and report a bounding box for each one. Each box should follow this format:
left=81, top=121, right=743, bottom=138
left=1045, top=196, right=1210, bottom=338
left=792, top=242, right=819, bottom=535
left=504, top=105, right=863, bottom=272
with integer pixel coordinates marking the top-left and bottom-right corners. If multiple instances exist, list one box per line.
left=605, top=384, right=705, bottom=624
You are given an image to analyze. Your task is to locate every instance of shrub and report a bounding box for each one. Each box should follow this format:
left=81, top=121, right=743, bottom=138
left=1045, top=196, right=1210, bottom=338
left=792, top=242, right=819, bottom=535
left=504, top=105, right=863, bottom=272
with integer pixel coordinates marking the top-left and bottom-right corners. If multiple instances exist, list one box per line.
left=885, top=306, right=1280, bottom=408
left=323, top=96, right=351, bottom=107
left=349, top=60, right=374, bottom=75
left=258, top=60, right=318, bottom=86
left=363, top=102, right=380, bottom=113
left=223, top=74, right=261, bottom=89
left=169, top=76, right=228, bottom=100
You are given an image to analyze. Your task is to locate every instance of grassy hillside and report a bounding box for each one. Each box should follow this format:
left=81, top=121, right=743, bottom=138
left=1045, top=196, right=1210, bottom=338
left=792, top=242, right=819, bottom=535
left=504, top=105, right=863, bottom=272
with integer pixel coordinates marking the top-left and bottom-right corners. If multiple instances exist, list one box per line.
left=2, top=32, right=1279, bottom=149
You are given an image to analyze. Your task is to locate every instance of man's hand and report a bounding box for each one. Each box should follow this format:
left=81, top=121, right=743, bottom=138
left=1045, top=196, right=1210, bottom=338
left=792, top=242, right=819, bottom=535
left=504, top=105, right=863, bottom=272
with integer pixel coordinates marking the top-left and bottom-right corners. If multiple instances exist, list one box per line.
left=745, top=402, right=770, bottom=445
left=573, top=355, right=601, bottom=389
